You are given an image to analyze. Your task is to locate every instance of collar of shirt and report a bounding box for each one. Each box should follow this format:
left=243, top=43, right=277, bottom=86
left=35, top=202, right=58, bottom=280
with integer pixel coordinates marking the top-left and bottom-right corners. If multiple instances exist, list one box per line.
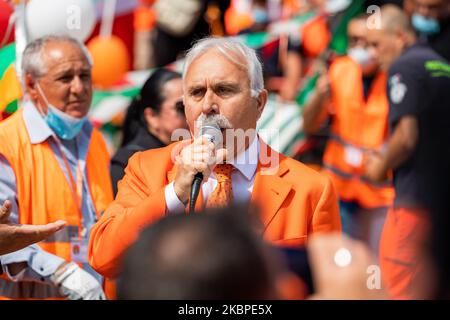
left=22, top=100, right=93, bottom=145
left=226, top=135, right=259, bottom=181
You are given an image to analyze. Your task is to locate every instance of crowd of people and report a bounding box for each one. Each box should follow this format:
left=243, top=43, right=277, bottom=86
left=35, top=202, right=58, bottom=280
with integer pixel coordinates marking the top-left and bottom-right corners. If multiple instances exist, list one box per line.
left=0, top=0, right=450, bottom=300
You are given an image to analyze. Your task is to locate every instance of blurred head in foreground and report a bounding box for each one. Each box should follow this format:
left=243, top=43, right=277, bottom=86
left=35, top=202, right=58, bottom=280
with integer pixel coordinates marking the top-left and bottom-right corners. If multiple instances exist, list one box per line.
left=118, top=205, right=286, bottom=299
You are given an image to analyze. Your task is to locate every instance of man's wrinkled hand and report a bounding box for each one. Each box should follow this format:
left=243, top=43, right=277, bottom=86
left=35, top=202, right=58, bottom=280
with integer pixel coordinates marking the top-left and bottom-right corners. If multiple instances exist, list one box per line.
left=173, top=137, right=227, bottom=203
left=0, top=200, right=67, bottom=255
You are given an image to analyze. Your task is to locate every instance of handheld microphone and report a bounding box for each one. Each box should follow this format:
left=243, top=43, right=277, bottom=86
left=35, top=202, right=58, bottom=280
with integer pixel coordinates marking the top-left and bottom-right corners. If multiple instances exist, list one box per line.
left=189, top=123, right=223, bottom=213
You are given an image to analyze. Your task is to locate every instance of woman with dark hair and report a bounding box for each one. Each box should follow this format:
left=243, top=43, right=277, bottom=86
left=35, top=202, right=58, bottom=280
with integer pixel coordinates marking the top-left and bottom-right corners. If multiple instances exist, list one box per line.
left=111, top=68, right=187, bottom=195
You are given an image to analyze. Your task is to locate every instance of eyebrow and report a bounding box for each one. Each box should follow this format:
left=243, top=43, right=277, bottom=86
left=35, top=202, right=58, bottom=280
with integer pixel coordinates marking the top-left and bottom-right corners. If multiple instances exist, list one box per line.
left=52, top=67, right=91, bottom=77
left=187, top=81, right=241, bottom=92
left=213, top=82, right=241, bottom=90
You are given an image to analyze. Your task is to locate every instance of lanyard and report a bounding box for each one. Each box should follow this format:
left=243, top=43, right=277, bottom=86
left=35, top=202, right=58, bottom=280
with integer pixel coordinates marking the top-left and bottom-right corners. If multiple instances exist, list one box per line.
left=53, top=135, right=87, bottom=238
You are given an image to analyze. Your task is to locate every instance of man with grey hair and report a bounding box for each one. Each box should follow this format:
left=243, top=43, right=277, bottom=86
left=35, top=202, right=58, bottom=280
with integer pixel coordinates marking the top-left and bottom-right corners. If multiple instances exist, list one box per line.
left=0, top=35, right=113, bottom=299
left=89, top=37, right=341, bottom=279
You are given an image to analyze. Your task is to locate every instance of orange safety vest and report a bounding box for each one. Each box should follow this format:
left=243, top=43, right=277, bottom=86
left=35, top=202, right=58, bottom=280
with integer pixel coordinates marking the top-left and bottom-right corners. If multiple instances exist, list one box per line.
left=0, top=108, right=114, bottom=299
left=322, top=56, right=394, bottom=208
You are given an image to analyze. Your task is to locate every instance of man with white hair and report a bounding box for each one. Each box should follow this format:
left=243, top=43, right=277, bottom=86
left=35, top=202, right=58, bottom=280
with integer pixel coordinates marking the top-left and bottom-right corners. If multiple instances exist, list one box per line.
left=0, top=35, right=113, bottom=299
left=89, top=37, right=341, bottom=279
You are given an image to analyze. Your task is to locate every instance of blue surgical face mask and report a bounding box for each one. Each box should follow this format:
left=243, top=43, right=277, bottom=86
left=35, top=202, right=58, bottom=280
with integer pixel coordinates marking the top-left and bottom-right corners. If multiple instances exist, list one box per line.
left=348, top=47, right=373, bottom=67
left=252, top=8, right=269, bottom=24
left=36, top=83, right=87, bottom=140
left=412, top=13, right=440, bottom=35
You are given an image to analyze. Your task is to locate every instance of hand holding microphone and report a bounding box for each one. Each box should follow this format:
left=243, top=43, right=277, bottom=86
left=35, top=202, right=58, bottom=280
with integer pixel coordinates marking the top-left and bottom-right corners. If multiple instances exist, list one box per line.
left=173, top=122, right=227, bottom=206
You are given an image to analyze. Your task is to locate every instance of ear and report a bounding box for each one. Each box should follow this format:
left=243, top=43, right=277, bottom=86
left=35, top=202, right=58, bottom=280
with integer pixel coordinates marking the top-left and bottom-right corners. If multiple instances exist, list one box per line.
left=396, top=29, right=410, bottom=50
left=143, top=107, right=159, bottom=129
left=255, top=89, right=268, bottom=121
left=25, top=73, right=49, bottom=113
left=25, top=74, right=40, bottom=101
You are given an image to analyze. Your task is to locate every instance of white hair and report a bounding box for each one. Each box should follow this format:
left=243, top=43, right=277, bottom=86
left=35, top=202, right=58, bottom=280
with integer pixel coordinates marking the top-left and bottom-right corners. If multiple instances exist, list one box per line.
left=182, top=37, right=264, bottom=98
left=21, top=35, right=93, bottom=81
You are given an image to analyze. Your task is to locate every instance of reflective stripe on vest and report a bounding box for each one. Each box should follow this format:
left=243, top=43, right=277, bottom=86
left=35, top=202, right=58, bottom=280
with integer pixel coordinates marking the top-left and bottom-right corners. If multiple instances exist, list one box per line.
left=325, top=133, right=392, bottom=186
left=329, top=133, right=376, bottom=154
left=322, top=163, right=392, bottom=188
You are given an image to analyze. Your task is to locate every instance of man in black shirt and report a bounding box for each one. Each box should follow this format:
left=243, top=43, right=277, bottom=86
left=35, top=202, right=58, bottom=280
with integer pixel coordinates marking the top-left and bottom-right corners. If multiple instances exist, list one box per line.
left=364, top=4, right=450, bottom=299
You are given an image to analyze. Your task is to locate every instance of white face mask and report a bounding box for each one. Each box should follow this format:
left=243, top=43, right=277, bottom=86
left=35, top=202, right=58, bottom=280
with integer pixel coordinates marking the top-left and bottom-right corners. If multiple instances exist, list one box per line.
left=348, top=47, right=373, bottom=67
left=324, top=0, right=352, bottom=14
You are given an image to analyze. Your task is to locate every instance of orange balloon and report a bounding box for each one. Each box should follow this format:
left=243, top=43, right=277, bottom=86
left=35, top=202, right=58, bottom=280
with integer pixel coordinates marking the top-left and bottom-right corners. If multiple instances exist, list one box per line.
left=87, top=36, right=130, bottom=88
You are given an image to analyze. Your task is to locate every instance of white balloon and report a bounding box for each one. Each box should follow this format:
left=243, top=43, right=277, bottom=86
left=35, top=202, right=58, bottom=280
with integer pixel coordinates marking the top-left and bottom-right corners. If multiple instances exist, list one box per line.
left=324, top=0, right=352, bottom=14
left=26, top=0, right=96, bottom=42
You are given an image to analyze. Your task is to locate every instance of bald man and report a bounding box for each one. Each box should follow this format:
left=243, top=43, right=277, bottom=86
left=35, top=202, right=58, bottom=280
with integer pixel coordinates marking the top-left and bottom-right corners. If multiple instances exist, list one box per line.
left=364, top=5, right=450, bottom=299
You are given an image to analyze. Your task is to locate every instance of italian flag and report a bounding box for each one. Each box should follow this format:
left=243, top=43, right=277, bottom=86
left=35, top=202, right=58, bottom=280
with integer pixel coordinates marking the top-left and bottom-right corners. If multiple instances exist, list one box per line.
left=0, top=43, right=21, bottom=119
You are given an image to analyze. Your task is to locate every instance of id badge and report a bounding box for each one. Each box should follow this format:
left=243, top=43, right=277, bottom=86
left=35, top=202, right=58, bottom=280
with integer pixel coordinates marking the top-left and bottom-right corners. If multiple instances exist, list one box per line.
left=344, top=146, right=363, bottom=167
left=70, top=237, right=88, bottom=264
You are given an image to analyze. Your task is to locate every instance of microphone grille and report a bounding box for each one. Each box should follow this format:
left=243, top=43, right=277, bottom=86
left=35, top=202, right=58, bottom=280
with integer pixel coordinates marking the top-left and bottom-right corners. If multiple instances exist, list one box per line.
left=199, top=124, right=223, bottom=149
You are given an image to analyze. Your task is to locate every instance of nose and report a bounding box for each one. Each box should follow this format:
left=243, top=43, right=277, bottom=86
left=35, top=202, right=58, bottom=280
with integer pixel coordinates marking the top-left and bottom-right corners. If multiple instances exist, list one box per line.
left=201, top=89, right=219, bottom=115
left=416, top=4, right=431, bottom=17
left=70, top=75, right=85, bottom=95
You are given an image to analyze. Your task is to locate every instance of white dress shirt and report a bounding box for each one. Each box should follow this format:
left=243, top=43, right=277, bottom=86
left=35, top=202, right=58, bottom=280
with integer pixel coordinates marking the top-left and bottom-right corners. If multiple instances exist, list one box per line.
left=165, top=136, right=259, bottom=213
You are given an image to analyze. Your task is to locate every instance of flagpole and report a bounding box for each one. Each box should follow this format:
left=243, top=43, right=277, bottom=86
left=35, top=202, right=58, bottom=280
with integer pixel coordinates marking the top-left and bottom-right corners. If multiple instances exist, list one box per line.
left=100, top=0, right=117, bottom=38
left=14, top=0, right=28, bottom=82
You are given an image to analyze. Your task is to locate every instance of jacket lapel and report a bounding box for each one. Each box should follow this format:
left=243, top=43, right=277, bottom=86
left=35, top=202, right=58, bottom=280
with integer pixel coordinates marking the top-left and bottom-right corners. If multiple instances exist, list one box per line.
left=251, top=140, right=292, bottom=232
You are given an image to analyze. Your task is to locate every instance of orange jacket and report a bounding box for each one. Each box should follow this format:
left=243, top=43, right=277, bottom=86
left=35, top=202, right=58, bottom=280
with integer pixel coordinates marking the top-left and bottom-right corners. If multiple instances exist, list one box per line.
left=322, top=56, right=394, bottom=208
left=0, top=108, right=114, bottom=299
left=88, top=138, right=341, bottom=278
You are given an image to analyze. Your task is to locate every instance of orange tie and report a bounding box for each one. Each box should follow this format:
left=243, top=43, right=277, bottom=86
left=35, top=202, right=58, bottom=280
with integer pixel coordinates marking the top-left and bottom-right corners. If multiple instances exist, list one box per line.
left=206, top=164, right=234, bottom=208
